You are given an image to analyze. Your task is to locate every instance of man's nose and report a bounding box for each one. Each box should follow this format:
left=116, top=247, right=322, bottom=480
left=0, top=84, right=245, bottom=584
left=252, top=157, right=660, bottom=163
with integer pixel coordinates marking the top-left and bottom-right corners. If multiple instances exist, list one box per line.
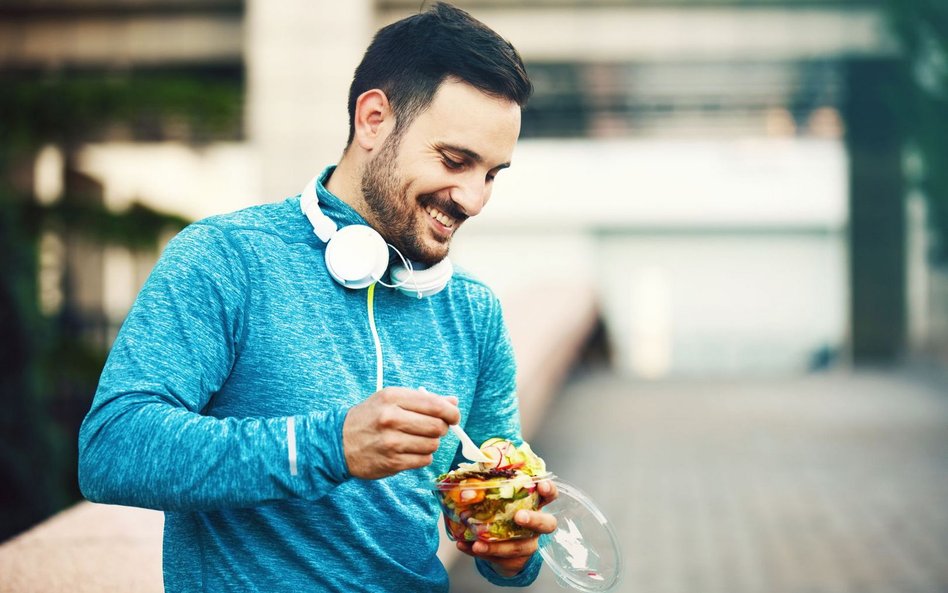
left=451, top=173, right=489, bottom=217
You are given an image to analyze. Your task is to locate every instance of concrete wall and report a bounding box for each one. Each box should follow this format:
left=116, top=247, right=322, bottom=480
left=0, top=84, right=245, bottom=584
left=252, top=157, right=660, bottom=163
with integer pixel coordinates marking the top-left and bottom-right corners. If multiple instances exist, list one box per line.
left=244, top=0, right=372, bottom=200
left=377, top=5, right=897, bottom=61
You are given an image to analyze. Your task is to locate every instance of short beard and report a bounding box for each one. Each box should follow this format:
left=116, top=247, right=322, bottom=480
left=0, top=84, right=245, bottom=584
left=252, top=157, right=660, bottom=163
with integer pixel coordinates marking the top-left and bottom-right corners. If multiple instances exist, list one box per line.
left=360, top=132, right=448, bottom=266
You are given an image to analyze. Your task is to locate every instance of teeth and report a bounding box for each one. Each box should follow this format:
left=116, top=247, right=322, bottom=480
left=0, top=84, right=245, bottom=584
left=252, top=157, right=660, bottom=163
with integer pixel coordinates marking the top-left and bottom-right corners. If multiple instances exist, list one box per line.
left=426, top=206, right=456, bottom=228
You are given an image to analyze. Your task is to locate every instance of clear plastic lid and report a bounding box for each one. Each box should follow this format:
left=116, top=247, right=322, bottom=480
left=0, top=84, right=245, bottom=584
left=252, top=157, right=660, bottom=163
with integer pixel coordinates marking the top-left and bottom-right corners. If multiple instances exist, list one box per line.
left=537, top=480, right=622, bottom=592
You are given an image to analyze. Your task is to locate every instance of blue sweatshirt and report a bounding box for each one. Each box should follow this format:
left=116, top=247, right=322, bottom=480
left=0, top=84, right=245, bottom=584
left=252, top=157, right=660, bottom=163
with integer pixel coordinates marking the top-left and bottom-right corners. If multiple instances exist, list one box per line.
left=78, top=167, right=542, bottom=592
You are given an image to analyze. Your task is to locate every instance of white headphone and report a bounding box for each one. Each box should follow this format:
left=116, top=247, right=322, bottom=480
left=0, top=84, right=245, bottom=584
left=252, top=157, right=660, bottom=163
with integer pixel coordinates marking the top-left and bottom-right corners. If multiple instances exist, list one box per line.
left=300, top=176, right=453, bottom=298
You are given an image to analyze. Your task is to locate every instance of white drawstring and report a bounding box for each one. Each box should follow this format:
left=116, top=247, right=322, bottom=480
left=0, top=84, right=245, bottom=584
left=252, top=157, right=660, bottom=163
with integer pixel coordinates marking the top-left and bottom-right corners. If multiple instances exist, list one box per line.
left=367, top=282, right=384, bottom=392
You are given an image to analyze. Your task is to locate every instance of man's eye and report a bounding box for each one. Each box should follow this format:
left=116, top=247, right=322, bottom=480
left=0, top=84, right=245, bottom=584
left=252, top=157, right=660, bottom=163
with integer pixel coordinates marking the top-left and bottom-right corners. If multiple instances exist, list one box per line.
left=442, top=156, right=463, bottom=170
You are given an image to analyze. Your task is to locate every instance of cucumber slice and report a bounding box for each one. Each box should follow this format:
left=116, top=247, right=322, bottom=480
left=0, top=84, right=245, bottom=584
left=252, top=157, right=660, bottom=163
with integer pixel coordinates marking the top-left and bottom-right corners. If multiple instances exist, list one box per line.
left=479, top=437, right=507, bottom=449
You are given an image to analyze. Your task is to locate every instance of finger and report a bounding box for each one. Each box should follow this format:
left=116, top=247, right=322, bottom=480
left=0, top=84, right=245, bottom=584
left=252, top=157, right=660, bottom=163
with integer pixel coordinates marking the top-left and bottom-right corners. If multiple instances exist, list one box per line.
left=383, top=408, right=454, bottom=438
left=537, top=480, right=558, bottom=508
left=470, top=536, right=538, bottom=559
left=537, top=479, right=555, bottom=496
left=372, top=392, right=453, bottom=437
left=386, top=434, right=442, bottom=455
left=393, top=389, right=461, bottom=425
left=513, top=509, right=557, bottom=535
left=455, top=541, right=476, bottom=557
left=417, top=388, right=459, bottom=408
left=388, top=452, right=435, bottom=471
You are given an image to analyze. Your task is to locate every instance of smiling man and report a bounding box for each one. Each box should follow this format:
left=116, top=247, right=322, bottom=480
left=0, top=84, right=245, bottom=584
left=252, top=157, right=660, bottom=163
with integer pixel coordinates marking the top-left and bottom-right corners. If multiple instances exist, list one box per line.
left=78, top=3, right=556, bottom=593
left=332, top=77, right=520, bottom=267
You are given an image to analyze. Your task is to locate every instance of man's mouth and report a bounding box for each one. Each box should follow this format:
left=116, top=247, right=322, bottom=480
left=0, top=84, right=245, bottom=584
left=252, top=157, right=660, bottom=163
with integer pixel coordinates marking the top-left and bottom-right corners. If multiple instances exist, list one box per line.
left=425, top=205, right=459, bottom=230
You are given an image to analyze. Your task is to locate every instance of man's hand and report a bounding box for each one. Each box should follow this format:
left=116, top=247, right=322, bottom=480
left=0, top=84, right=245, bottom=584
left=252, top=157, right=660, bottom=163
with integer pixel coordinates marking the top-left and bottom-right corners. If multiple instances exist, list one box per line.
left=343, top=387, right=460, bottom=480
left=455, top=479, right=558, bottom=577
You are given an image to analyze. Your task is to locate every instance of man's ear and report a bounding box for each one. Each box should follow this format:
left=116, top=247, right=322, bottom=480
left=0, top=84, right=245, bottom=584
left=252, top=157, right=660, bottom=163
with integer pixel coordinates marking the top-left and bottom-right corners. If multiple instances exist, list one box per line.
left=352, top=89, right=394, bottom=152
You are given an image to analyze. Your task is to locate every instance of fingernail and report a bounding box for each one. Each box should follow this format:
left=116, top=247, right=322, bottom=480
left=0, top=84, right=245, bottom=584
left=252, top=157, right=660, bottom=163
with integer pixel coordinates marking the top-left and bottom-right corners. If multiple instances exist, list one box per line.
left=516, top=510, right=529, bottom=523
left=473, top=541, right=487, bottom=554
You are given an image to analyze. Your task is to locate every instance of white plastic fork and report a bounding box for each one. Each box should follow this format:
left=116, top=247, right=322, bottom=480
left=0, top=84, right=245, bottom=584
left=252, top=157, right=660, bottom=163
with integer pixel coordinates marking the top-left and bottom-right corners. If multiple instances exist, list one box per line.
left=419, top=387, right=493, bottom=463
left=449, top=423, right=493, bottom=464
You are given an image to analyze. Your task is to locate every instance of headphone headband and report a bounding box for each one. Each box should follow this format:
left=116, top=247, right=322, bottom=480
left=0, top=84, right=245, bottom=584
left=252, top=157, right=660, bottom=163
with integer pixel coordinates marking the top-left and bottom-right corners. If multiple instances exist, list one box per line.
left=300, top=176, right=452, bottom=298
left=300, top=178, right=338, bottom=242
left=390, top=259, right=454, bottom=299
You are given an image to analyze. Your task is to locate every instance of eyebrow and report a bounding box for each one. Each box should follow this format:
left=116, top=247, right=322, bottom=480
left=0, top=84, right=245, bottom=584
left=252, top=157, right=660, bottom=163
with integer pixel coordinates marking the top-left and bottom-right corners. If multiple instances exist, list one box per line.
left=439, top=143, right=511, bottom=171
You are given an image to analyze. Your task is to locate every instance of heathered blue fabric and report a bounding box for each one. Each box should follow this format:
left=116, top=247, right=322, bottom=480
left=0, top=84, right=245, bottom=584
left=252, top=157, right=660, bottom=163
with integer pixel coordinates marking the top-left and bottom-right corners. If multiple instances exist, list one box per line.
left=78, top=167, right=543, bottom=592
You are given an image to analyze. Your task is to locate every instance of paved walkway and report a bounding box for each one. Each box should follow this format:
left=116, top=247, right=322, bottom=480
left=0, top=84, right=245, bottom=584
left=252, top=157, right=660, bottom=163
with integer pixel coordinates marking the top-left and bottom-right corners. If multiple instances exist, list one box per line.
left=449, top=366, right=948, bottom=593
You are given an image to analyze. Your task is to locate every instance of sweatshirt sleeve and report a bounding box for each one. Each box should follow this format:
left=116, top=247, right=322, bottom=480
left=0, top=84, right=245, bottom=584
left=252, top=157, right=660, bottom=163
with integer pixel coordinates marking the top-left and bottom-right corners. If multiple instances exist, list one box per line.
left=463, top=292, right=522, bottom=450
left=78, top=223, right=350, bottom=512
left=464, top=291, right=545, bottom=588
left=476, top=553, right=543, bottom=588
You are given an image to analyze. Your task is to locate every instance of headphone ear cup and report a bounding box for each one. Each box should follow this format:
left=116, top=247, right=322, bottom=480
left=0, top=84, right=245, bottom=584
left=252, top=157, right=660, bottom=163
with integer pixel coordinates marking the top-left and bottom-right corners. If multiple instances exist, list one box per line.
left=390, top=258, right=454, bottom=298
left=324, top=225, right=389, bottom=289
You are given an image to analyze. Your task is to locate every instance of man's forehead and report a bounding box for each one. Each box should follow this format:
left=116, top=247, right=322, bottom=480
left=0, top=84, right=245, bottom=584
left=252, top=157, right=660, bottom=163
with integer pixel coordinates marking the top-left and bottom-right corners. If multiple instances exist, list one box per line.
left=420, top=81, right=521, bottom=165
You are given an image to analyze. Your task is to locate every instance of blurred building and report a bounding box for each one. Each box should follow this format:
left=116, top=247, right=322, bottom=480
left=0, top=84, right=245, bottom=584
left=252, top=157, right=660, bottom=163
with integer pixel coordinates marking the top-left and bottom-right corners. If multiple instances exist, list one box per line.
left=4, top=0, right=942, bottom=378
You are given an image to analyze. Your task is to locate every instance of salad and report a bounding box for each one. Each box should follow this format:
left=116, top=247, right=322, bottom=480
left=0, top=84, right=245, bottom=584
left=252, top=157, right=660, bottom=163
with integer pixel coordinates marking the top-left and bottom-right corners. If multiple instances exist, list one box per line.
left=434, top=437, right=551, bottom=542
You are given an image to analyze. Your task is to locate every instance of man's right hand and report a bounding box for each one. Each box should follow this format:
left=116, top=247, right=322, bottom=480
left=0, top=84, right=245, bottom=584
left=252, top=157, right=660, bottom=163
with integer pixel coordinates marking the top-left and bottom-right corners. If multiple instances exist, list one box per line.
left=342, top=387, right=460, bottom=480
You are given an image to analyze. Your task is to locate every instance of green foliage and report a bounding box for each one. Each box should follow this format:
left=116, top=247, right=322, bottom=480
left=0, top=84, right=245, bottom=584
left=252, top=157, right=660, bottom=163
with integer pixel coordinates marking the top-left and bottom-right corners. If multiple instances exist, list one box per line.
left=0, top=187, right=189, bottom=542
left=0, top=68, right=234, bottom=541
left=0, top=69, right=243, bottom=154
left=27, top=197, right=191, bottom=251
left=0, top=188, right=67, bottom=540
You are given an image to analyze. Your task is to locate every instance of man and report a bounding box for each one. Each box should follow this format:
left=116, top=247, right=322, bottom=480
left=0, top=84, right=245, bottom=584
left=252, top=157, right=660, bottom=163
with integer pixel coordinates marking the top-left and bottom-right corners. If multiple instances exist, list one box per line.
left=78, top=3, right=556, bottom=592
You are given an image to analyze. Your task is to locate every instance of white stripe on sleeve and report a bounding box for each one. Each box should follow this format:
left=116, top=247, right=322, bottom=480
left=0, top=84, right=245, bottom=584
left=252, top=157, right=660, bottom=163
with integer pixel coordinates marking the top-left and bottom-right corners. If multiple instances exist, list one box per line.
left=287, top=416, right=298, bottom=476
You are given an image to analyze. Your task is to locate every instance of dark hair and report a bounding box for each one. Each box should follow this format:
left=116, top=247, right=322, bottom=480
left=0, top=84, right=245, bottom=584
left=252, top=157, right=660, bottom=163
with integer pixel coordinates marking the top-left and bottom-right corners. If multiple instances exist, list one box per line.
left=346, top=2, right=532, bottom=145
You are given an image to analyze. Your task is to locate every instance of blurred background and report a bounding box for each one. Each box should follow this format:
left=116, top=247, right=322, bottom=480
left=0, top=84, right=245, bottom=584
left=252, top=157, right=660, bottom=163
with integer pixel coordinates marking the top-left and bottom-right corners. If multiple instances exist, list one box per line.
left=0, top=0, right=946, bottom=591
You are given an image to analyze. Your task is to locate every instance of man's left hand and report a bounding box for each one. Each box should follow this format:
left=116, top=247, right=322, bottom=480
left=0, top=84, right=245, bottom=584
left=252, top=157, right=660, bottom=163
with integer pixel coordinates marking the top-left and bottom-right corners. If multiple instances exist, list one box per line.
left=455, top=479, right=558, bottom=577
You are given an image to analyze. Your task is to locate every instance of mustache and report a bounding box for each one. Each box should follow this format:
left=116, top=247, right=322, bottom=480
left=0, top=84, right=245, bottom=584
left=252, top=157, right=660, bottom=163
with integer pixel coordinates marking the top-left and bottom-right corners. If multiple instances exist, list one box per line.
left=420, top=194, right=468, bottom=223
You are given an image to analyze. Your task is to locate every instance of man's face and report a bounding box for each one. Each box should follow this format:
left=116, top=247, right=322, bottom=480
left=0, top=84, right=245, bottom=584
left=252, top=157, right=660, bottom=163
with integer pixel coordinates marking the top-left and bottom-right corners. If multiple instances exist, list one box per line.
left=360, top=79, right=522, bottom=265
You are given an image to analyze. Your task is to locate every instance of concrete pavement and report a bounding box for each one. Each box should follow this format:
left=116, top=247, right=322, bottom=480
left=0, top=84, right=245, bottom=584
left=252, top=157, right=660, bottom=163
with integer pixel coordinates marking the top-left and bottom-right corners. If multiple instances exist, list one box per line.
left=449, top=366, right=948, bottom=593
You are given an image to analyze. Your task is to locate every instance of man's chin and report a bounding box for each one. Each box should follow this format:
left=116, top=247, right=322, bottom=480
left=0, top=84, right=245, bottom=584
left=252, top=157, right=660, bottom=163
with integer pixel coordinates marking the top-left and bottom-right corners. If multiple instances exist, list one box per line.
left=412, top=250, right=450, bottom=267
left=406, top=242, right=450, bottom=267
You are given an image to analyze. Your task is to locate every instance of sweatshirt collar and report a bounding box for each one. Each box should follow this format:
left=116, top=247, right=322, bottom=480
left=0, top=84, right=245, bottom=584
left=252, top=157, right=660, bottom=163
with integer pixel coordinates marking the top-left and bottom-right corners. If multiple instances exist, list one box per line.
left=312, top=165, right=370, bottom=229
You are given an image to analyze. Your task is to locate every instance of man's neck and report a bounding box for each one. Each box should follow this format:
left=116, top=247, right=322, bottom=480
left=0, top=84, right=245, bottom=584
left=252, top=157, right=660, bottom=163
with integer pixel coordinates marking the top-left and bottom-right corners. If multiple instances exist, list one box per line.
left=324, top=158, right=367, bottom=217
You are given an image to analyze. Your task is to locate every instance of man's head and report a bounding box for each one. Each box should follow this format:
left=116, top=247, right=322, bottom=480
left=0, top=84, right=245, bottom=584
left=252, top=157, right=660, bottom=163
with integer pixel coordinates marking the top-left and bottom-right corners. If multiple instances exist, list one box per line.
left=342, top=2, right=532, bottom=266
left=346, top=2, right=532, bottom=145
